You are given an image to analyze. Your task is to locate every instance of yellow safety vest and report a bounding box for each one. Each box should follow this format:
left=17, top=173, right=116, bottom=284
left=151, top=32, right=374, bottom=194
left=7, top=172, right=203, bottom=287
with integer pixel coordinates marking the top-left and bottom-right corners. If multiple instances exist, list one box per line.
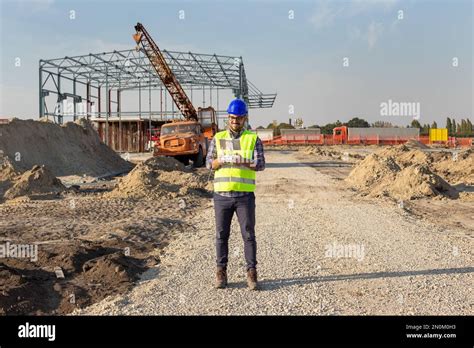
left=214, top=130, right=257, bottom=192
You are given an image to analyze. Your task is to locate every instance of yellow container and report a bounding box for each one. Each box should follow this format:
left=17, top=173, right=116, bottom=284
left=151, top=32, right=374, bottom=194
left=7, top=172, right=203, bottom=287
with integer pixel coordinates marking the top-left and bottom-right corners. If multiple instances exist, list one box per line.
left=429, top=128, right=448, bottom=142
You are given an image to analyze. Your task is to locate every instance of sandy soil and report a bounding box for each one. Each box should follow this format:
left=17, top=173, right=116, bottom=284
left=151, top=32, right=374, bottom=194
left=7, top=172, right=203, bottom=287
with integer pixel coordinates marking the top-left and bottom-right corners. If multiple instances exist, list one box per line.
left=75, top=151, right=473, bottom=315
left=0, top=119, right=132, bottom=177
left=0, top=167, right=212, bottom=315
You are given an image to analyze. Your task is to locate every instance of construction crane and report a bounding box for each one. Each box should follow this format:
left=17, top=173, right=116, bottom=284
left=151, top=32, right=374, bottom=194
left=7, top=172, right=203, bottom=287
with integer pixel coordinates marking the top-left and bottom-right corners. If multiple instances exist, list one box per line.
left=133, top=22, right=198, bottom=121
left=133, top=23, right=217, bottom=166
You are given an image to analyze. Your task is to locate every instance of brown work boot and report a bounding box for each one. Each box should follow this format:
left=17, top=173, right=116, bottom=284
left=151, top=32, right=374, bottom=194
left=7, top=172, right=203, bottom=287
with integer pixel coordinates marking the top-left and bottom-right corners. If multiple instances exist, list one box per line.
left=215, top=267, right=227, bottom=289
left=247, top=268, right=258, bottom=290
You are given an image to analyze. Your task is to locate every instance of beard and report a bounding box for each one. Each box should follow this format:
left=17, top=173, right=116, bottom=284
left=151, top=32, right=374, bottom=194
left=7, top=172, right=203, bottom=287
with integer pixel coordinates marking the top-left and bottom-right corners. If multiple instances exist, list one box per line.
left=230, top=124, right=243, bottom=132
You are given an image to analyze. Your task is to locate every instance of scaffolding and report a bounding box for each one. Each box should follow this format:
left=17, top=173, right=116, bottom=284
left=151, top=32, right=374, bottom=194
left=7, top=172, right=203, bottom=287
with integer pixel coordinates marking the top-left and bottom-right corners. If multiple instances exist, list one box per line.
left=39, top=48, right=277, bottom=128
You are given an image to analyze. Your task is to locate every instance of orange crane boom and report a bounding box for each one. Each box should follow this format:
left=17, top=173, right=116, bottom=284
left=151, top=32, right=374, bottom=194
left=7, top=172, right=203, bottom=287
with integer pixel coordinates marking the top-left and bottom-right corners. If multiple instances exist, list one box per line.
left=133, top=22, right=198, bottom=121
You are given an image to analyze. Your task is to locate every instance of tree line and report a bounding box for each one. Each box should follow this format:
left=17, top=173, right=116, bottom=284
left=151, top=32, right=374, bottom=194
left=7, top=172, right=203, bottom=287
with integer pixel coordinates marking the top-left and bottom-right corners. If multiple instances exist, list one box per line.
left=256, top=117, right=473, bottom=137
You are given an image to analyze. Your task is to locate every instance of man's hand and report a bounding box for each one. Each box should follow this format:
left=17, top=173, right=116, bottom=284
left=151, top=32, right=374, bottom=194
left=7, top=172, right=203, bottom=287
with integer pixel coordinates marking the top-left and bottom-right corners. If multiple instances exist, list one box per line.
left=234, top=154, right=256, bottom=169
left=211, top=158, right=221, bottom=170
left=239, top=162, right=256, bottom=170
left=213, top=155, right=255, bottom=170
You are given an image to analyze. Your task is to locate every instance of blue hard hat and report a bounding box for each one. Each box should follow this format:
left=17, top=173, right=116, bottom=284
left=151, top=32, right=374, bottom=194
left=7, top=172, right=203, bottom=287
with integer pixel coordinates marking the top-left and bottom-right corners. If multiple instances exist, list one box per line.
left=227, top=99, right=248, bottom=116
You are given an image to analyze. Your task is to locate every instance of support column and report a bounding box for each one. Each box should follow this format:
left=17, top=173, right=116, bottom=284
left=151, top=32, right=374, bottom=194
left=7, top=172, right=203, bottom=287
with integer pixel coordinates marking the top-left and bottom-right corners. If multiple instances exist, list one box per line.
left=98, top=85, right=101, bottom=116
left=138, top=120, right=141, bottom=152
left=217, top=87, right=219, bottom=129
left=73, top=77, right=77, bottom=121
left=57, top=73, right=62, bottom=124
left=164, top=86, right=167, bottom=119
left=118, top=89, right=121, bottom=152
left=148, top=78, right=152, bottom=143
left=160, top=86, right=163, bottom=120
left=105, top=69, right=109, bottom=146
left=108, top=89, right=112, bottom=148
left=238, top=60, right=243, bottom=99
left=39, top=62, right=44, bottom=119
left=138, top=81, right=141, bottom=118
left=86, top=82, right=90, bottom=119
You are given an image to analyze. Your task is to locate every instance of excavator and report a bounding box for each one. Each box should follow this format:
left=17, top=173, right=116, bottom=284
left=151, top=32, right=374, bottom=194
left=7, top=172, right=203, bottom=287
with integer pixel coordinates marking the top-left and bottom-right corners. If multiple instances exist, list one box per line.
left=133, top=23, right=218, bottom=166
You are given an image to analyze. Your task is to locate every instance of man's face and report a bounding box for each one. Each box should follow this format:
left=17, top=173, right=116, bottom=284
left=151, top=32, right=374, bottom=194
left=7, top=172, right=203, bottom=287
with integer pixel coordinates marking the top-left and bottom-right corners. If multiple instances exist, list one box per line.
left=228, top=114, right=246, bottom=132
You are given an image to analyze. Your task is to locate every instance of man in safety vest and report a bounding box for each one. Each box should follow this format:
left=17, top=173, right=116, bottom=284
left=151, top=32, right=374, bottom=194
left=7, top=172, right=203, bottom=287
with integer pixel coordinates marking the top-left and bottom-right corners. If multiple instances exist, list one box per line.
left=206, top=99, right=265, bottom=290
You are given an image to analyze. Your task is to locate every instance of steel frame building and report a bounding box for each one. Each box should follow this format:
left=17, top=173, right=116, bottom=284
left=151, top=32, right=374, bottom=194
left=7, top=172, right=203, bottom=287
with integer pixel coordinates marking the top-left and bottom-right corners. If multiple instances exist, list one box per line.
left=39, top=48, right=276, bottom=127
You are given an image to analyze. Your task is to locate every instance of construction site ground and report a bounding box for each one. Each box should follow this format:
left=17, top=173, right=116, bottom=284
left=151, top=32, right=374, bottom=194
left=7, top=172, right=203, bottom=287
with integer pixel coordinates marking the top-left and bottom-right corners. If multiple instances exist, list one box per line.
left=73, top=149, right=472, bottom=315
left=0, top=171, right=211, bottom=315
left=1, top=141, right=472, bottom=315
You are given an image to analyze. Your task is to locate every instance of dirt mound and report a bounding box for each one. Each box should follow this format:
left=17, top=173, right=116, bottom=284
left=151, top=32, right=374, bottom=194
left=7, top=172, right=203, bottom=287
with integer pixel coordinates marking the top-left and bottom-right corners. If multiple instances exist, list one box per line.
left=263, top=145, right=296, bottom=151
left=346, top=150, right=458, bottom=200
left=0, top=118, right=132, bottom=177
left=345, top=154, right=400, bottom=190
left=301, top=146, right=366, bottom=161
left=346, top=144, right=474, bottom=199
left=369, top=164, right=457, bottom=200
left=376, top=145, right=432, bottom=166
left=106, top=157, right=211, bottom=199
left=376, top=145, right=473, bottom=184
left=0, top=156, right=20, bottom=199
left=394, top=150, right=431, bottom=167
left=432, top=149, right=474, bottom=185
left=302, top=146, right=341, bottom=158
left=143, top=156, right=187, bottom=172
left=303, top=146, right=322, bottom=155
left=376, top=144, right=409, bottom=158
left=0, top=156, right=20, bottom=182
left=405, top=139, right=429, bottom=149
left=380, top=146, right=473, bottom=185
left=4, top=165, right=66, bottom=200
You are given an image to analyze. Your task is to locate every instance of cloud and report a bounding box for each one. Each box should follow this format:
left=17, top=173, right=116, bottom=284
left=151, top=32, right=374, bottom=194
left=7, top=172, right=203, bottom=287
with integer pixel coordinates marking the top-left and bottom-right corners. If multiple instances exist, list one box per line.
left=82, top=39, right=135, bottom=54
left=367, top=21, right=384, bottom=49
left=349, top=21, right=384, bottom=50
left=309, top=0, right=399, bottom=30
left=309, top=1, right=345, bottom=30
left=14, top=0, right=56, bottom=14
left=310, top=0, right=392, bottom=50
left=346, top=0, right=399, bottom=16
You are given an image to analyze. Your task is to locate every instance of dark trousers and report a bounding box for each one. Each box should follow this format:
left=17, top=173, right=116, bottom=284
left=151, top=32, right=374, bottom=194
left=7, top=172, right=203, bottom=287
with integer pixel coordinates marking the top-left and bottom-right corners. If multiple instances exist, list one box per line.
left=214, top=192, right=257, bottom=270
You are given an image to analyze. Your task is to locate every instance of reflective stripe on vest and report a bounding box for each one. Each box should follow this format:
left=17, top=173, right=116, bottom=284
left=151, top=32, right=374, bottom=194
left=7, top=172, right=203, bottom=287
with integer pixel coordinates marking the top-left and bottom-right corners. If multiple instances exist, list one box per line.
left=214, top=130, right=257, bottom=192
left=214, top=177, right=255, bottom=185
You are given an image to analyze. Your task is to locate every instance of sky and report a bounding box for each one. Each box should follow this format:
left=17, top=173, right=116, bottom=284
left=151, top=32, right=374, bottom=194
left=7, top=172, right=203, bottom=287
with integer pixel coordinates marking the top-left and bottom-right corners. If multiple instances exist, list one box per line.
left=0, top=0, right=472, bottom=128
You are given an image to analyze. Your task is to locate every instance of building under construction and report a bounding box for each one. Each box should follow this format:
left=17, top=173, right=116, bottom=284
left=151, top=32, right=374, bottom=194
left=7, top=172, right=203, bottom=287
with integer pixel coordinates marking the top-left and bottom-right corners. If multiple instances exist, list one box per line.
left=39, top=38, right=276, bottom=152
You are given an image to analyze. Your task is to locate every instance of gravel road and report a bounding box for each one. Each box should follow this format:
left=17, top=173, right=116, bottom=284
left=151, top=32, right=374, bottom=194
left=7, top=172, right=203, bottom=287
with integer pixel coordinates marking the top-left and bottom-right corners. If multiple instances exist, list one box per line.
left=77, top=151, right=473, bottom=315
